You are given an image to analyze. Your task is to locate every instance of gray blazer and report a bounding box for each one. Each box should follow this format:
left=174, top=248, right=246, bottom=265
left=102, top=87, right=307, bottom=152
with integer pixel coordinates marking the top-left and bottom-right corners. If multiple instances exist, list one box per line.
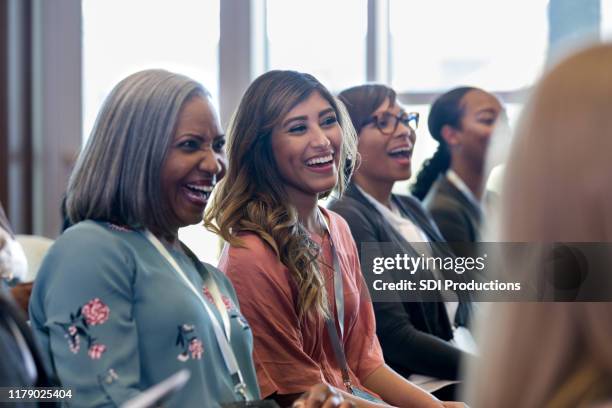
left=328, top=183, right=471, bottom=380
left=424, top=176, right=482, bottom=258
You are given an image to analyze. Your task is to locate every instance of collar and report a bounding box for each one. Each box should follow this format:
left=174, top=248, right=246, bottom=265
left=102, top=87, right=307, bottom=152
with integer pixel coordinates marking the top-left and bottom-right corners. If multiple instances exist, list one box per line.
left=354, top=184, right=398, bottom=217
left=446, top=170, right=481, bottom=210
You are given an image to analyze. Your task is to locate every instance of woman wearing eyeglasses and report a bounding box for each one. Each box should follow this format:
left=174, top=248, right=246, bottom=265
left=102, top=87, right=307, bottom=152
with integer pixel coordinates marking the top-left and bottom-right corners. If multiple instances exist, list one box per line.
left=328, top=84, right=474, bottom=400
left=411, top=87, right=504, bottom=258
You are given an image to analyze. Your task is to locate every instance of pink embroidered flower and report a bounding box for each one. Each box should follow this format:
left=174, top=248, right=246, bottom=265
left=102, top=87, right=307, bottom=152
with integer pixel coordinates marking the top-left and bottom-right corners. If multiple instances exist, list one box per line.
left=189, top=339, right=203, bottom=360
left=68, top=325, right=77, bottom=336
left=221, top=296, right=233, bottom=311
left=88, top=344, right=106, bottom=360
left=82, top=298, right=110, bottom=326
left=202, top=287, right=215, bottom=304
left=68, top=335, right=80, bottom=354
left=177, top=352, right=189, bottom=362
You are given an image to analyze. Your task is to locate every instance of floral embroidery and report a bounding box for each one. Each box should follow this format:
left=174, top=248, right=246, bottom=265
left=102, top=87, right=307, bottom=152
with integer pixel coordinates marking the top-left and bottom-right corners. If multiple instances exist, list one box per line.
left=189, top=339, right=204, bottom=359
left=202, top=287, right=234, bottom=311
left=56, top=298, right=109, bottom=360
left=202, top=287, right=215, bottom=304
left=176, top=324, right=203, bottom=361
left=82, top=298, right=110, bottom=326
left=106, top=223, right=132, bottom=232
left=88, top=344, right=107, bottom=359
left=221, top=295, right=233, bottom=311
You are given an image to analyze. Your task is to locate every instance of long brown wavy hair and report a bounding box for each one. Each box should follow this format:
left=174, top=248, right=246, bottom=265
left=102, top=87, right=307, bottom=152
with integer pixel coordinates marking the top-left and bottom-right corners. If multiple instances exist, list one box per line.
left=205, top=70, right=357, bottom=318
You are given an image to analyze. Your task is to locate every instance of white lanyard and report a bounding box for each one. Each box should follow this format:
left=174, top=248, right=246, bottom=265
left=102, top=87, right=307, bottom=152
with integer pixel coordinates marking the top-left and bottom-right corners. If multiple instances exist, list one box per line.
left=143, top=231, right=251, bottom=401
left=317, top=210, right=354, bottom=391
left=317, top=209, right=345, bottom=339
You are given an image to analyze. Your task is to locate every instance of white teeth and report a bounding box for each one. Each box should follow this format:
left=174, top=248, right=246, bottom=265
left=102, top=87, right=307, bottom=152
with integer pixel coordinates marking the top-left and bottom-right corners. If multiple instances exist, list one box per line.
left=389, top=146, right=411, bottom=154
left=186, top=184, right=214, bottom=193
left=306, top=154, right=333, bottom=166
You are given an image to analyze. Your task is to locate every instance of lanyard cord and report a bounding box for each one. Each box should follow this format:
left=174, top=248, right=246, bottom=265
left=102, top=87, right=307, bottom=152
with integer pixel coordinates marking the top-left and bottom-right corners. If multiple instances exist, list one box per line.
left=317, top=210, right=354, bottom=392
left=143, top=231, right=251, bottom=401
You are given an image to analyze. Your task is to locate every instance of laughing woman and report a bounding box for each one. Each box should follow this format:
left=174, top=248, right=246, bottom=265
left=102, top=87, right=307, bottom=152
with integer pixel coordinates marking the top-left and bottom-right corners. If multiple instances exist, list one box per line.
left=328, top=85, right=474, bottom=399
left=29, top=70, right=351, bottom=408
left=207, top=70, right=463, bottom=408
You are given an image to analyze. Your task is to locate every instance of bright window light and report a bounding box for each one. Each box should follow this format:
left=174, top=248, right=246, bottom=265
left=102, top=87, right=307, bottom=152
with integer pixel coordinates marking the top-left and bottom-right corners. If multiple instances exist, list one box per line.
left=82, top=0, right=220, bottom=142
left=390, top=0, right=549, bottom=92
left=266, top=0, right=367, bottom=92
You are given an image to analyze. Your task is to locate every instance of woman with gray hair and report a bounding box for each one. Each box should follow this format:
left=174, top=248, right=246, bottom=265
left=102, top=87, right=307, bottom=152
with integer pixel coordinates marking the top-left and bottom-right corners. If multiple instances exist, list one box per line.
left=29, top=69, right=352, bottom=408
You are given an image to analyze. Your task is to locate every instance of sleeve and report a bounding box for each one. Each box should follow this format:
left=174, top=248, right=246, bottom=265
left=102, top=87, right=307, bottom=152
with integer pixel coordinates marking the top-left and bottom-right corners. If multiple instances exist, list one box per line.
left=219, top=237, right=325, bottom=397
left=29, top=225, right=142, bottom=407
left=330, top=202, right=466, bottom=380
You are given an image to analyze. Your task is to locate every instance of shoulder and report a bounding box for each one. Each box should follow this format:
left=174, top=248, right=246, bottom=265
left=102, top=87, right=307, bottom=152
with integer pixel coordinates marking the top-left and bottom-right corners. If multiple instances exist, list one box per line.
left=324, top=208, right=350, bottom=231
left=327, top=196, right=379, bottom=233
left=328, top=195, right=373, bottom=219
left=393, top=193, right=435, bottom=222
left=424, top=190, right=466, bottom=222
left=48, top=221, right=138, bottom=262
left=424, top=178, right=462, bottom=212
left=36, top=221, right=139, bottom=289
left=226, top=232, right=279, bottom=263
left=218, top=232, right=286, bottom=278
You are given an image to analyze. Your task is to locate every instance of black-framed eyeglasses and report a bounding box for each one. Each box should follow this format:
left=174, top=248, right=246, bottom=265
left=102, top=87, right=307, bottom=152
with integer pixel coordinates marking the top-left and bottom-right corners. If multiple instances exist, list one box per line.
left=362, top=111, right=420, bottom=135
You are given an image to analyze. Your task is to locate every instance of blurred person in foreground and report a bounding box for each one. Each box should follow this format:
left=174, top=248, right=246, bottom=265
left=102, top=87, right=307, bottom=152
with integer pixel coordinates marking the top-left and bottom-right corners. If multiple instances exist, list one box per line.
left=466, top=44, right=612, bottom=408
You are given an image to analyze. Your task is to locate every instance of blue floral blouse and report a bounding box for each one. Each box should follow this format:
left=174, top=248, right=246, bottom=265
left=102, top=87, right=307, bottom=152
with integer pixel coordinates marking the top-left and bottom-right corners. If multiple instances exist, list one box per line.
left=29, top=220, right=259, bottom=407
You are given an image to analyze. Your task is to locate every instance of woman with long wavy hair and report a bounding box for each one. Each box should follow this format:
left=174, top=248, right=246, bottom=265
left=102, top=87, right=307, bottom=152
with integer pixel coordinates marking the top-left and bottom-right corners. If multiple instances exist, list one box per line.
left=206, top=70, right=463, bottom=408
left=28, top=69, right=352, bottom=408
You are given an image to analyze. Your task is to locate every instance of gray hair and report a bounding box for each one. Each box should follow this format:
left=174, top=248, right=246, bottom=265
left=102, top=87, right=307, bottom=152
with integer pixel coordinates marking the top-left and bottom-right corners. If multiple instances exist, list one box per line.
left=66, top=69, right=208, bottom=234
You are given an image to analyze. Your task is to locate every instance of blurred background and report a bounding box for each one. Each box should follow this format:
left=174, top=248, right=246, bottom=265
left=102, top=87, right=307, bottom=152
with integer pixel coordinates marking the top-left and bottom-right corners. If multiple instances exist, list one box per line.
left=0, top=0, right=609, bottom=262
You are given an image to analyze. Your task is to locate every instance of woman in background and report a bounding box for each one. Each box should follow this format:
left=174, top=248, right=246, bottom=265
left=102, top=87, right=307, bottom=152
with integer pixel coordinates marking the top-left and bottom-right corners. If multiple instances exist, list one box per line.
left=29, top=69, right=351, bottom=408
left=466, top=44, right=612, bottom=407
left=329, top=84, right=473, bottom=400
left=411, top=87, right=504, bottom=257
left=207, top=70, right=463, bottom=407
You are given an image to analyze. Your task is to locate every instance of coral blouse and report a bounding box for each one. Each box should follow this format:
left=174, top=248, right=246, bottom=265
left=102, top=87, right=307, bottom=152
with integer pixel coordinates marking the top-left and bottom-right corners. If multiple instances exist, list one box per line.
left=218, top=207, right=384, bottom=397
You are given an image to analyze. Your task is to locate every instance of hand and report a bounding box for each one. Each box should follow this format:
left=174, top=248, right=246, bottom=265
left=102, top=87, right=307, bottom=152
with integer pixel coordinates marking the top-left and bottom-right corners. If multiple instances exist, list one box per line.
left=10, top=282, right=33, bottom=315
left=442, top=402, right=468, bottom=408
left=293, top=384, right=355, bottom=408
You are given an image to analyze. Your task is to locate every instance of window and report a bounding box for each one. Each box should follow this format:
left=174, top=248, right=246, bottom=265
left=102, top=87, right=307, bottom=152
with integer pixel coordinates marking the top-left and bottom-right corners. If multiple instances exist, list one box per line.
left=82, top=0, right=220, bottom=141
left=266, top=0, right=368, bottom=91
left=602, top=0, right=612, bottom=38
left=82, top=0, right=221, bottom=263
left=390, top=0, right=549, bottom=93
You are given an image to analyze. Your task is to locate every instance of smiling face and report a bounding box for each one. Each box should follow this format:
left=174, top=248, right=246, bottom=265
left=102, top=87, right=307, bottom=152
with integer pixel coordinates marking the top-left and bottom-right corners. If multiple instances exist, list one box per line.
left=446, top=89, right=504, bottom=171
left=354, top=97, right=416, bottom=185
left=271, top=91, right=342, bottom=202
left=160, top=95, right=227, bottom=232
